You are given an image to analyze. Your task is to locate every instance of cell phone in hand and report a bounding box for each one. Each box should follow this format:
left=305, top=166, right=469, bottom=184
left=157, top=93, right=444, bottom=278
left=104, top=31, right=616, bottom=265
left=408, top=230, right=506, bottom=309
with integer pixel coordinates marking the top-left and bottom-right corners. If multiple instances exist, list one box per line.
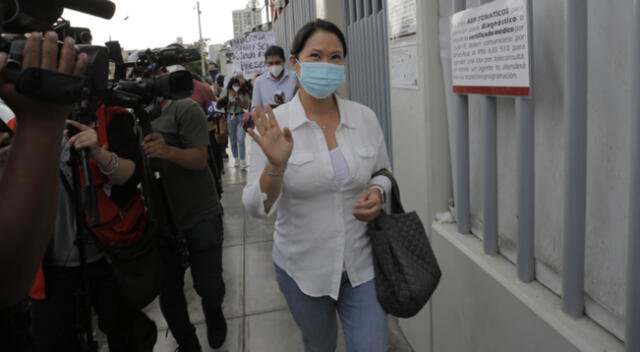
left=242, top=115, right=254, bottom=131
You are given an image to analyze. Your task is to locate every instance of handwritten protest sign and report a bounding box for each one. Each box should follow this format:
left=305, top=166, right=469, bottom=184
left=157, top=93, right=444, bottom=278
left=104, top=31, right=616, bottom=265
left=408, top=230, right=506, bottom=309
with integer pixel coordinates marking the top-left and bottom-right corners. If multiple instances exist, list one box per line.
left=231, top=31, right=276, bottom=79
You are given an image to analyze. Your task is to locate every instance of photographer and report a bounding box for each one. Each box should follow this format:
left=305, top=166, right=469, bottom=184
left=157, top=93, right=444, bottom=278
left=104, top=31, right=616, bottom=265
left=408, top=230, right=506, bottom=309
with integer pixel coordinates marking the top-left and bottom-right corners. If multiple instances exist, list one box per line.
left=28, top=104, right=157, bottom=351
left=0, top=32, right=88, bottom=351
left=142, top=74, right=226, bottom=351
left=0, top=32, right=87, bottom=305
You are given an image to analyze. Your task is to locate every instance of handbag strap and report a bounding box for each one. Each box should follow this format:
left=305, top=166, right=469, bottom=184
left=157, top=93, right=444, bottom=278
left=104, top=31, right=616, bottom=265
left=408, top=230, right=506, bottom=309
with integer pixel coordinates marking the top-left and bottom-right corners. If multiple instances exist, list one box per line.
left=372, top=170, right=405, bottom=214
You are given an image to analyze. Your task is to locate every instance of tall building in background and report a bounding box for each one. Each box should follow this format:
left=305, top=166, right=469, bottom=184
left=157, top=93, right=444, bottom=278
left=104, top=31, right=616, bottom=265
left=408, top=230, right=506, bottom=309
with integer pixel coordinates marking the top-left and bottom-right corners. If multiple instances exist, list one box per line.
left=232, top=3, right=263, bottom=38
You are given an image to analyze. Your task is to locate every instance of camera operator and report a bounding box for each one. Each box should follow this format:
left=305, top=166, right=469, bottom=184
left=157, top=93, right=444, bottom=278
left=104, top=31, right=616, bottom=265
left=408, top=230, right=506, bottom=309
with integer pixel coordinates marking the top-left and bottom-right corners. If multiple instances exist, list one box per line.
left=27, top=103, right=157, bottom=351
left=166, top=61, right=226, bottom=192
left=0, top=31, right=88, bottom=349
left=142, top=69, right=227, bottom=352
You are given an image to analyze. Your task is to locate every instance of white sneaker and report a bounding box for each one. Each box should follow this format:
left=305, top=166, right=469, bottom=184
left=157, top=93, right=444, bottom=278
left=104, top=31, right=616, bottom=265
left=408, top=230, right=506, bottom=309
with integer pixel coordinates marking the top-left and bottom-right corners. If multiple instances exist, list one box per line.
left=234, top=159, right=239, bottom=167
left=240, top=160, right=248, bottom=169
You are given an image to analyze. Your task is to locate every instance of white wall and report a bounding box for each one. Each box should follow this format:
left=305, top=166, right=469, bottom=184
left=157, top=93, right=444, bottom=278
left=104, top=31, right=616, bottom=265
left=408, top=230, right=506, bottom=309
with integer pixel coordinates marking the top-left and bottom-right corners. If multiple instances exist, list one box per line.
left=431, top=223, right=623, bottom=352
left=449, top=0, right=630, bottom=339
left=386, top=0, right=452, bottom=350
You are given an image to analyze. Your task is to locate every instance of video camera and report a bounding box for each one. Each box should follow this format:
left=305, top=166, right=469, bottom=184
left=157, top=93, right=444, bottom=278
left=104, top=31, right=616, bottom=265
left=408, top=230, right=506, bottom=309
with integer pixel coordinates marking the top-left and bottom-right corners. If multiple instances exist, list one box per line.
left=100, top=42, right=200, bottom=110
left=53, top=19, right=93, bottom=45
left=0, top=0, right=116, bottom=104
left=130, top=46, right=201, bottom=75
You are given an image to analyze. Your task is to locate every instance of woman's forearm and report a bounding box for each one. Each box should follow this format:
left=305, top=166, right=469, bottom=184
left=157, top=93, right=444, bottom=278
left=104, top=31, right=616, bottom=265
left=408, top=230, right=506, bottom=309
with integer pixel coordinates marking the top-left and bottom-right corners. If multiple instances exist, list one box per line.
left=259, top=163, right=285, bottom=213
left=90, top=147, right=135, bottom=185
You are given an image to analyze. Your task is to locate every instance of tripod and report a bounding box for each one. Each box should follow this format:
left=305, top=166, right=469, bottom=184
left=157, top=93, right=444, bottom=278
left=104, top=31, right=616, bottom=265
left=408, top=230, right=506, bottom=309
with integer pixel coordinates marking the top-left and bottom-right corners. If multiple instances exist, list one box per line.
left=65, top=99, right=101, bottom=352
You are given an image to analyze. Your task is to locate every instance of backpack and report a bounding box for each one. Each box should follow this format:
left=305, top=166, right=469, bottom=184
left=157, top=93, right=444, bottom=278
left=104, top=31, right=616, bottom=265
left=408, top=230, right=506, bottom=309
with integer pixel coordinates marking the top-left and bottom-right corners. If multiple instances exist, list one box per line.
left=80, top=105, right=163, bottom=310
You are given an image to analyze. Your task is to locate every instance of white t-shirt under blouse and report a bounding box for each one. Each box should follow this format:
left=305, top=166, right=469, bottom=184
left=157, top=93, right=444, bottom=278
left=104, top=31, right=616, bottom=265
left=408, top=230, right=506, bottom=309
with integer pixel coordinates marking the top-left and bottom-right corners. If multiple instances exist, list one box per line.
left=329, top=147, right=350, bottom=186
left=242, top=93, right=391, bottom=300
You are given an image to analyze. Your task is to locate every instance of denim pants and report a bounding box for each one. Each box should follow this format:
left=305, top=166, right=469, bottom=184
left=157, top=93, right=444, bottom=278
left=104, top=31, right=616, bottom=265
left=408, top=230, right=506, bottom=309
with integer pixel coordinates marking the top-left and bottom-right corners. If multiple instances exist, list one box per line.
left=226, top=113, right=246, bottom=161
left=275, top=264, right=388, bottom=352
left=159, top=216, right=225, bottom=349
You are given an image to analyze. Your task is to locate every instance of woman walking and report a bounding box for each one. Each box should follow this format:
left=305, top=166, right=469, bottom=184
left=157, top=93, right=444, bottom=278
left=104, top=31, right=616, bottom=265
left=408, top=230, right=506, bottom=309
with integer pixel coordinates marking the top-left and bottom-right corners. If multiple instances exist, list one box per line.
left=221, top=76, right=251, bottom=169
left=243, top=19, right=392, bottom=352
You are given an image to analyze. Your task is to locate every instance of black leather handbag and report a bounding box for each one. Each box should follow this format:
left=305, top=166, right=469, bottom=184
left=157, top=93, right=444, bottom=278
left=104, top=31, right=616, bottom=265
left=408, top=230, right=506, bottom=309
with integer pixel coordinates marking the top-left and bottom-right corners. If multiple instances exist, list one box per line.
left=367, top=171, right=442, bottom=318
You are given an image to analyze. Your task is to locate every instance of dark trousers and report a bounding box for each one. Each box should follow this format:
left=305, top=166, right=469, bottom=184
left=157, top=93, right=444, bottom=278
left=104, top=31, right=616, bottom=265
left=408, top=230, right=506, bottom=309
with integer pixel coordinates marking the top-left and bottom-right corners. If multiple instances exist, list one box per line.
left=159, top=216, right=225, bottom=348
left=31, top=259, right=157, bottom=352
left=0, top=301, right=31, bottom=352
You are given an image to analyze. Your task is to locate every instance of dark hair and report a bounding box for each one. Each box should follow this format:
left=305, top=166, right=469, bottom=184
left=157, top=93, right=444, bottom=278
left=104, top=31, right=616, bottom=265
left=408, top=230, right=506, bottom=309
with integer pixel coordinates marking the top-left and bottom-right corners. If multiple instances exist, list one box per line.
left=216, top=74, right=225, bottom=87
left=290, top=19, right=347, bottom=59
left=227, top=76, right=250, bottom=95
left=264, top=45, right=285, bottom=61
left=227, top=77, right=241, bottom=90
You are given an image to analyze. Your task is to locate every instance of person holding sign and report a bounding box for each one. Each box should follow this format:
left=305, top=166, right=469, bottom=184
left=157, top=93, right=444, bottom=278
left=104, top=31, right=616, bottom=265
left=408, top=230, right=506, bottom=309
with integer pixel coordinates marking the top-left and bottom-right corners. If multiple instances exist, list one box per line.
left=242, top=20, right=392, bottom=352
left=251, top=45, right=298, bottom=110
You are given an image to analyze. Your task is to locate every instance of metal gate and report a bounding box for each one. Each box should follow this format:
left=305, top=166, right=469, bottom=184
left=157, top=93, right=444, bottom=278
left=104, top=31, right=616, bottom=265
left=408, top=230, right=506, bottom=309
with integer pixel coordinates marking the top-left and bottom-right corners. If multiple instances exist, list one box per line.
left=344, top=0, right=393, bottom=159
left=273, top=0, right=317, bottom=57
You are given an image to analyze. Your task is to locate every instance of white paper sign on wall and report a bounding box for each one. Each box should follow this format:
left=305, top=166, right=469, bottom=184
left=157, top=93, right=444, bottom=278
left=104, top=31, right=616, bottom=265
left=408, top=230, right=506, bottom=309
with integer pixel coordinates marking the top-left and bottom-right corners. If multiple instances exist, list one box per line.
left=388, top=0, right=417, bottom=41
left=390, top=41, right=419, bottom=89
left=450, top=0, right=531, bottom=96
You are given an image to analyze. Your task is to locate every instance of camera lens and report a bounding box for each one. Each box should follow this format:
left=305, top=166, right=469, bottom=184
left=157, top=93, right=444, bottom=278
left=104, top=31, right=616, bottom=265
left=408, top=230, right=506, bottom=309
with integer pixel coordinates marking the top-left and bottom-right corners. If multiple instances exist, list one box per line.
left=79, top=31, right=93, bottom=44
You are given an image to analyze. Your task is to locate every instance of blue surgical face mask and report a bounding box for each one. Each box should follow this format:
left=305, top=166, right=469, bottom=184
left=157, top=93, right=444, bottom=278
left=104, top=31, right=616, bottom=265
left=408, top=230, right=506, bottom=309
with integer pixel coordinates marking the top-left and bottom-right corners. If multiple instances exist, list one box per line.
left=296, top=60, right=346, bottom=99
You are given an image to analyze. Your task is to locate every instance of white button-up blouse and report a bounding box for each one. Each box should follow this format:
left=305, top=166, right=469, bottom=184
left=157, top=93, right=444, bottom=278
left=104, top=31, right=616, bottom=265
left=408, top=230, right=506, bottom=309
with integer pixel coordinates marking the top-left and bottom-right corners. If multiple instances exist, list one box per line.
left=242, top=93, right=392, bottom=300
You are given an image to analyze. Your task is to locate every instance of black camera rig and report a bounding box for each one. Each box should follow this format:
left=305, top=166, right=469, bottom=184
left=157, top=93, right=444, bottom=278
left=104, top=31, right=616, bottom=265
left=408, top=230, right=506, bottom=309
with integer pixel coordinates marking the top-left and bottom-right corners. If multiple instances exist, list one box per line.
left=0, top=0, right=115, bottom=106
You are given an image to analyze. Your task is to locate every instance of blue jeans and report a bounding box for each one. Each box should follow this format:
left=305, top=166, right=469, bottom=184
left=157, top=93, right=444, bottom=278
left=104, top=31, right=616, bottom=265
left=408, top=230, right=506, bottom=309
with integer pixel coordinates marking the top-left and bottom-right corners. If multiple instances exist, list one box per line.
left=275, top=264, right=388, bottom=352
left=227, top=113, right=246, bottom=161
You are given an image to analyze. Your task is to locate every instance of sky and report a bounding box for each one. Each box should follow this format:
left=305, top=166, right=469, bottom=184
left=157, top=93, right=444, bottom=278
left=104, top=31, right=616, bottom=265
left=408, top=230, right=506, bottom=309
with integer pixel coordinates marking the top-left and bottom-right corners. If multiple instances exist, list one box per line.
left=62, top=0, right=262, bottom=51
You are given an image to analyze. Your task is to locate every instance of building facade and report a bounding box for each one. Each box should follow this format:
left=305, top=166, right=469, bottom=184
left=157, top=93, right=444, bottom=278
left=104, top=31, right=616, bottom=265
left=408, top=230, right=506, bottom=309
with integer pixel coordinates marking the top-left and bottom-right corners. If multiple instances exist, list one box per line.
left=232, top=7, right=263, bottom=38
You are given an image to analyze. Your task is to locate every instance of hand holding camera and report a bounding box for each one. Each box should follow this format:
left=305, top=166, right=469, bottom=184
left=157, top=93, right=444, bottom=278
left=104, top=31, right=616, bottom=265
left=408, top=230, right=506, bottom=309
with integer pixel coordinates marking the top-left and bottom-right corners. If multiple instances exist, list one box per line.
left=0, top=32, right=88, bottom=123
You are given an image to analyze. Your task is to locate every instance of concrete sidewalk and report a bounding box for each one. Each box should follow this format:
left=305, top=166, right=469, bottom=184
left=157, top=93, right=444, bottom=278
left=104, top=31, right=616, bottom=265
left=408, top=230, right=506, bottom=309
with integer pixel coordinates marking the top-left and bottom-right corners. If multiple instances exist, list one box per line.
left=142, top=161, right=414, bottom=352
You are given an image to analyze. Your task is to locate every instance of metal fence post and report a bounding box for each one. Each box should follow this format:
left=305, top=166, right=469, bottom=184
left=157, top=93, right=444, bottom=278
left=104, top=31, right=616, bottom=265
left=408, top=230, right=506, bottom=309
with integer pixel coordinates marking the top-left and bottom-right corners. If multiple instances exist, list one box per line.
left=516, top=96, right=535, bottom=282
left=626, top=1, right=640, bottom=349
left=453, top=0, right=470, bottom=234
left=562, top=0, right=588, bottom=318
left=478, top=0, right=499, bottom=255
left=562, top=0, right=588, bottom=317
left=483, top=96, right=498, bottom=254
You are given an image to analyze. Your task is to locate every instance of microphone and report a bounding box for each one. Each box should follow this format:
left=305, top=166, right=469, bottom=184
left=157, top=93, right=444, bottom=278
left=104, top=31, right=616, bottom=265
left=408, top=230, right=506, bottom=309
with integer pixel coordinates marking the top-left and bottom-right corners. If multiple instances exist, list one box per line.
left=60, top=0, right=116, bottom=19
